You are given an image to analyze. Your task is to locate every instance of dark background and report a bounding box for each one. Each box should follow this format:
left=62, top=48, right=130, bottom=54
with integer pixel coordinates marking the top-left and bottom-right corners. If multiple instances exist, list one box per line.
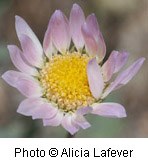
left=0, top=0, right=148, bottom=137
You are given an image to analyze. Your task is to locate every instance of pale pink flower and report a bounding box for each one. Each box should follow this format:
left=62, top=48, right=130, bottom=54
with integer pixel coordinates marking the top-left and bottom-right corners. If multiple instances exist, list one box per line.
left=2, top=4, right=145, bottom=135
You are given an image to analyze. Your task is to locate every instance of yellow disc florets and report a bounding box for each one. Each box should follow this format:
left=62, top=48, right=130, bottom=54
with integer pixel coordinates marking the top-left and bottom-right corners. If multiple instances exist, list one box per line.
left=40, top=52, right=95, bottom=113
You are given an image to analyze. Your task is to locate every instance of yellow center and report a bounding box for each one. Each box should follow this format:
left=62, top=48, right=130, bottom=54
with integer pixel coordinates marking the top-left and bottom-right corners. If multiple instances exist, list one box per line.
left=40, top=52, right=95, bottom=113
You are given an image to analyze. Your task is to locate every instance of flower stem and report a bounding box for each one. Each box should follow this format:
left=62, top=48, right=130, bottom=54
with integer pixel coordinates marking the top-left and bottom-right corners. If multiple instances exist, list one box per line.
left=66, top=132, right=75, bottom=138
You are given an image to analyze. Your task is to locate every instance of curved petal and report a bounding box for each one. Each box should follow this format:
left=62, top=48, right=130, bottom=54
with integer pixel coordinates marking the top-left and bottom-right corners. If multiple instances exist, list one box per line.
left=43, top=111, right=63, bottom=126
left=15, top=15, right=43, bottom=54
left=32, top=103, right=58, bottom=119
left=2, top=70, right=42, bottom=97
left=17, top=98, right=45, bottom=116
left=8, top=45, right=38, bottom=76
left=103, top=57, right=145, bottom=98
left=2, top=70, right=32, bottom=87
left=92, top=103, right=126, bottom=118
left=70, top=3, right=85, bottom=50
left=61, top=114, right=79, bottom=135
left=101, top=51, right=116, bottom=82
left=82, top=23, right=98, bottom=57
left=82, top=14, right=106, bottom=61
left=73, top=114, right=91, bottom=129
left=50, top=10, right=71, bottom=53
left=114, top=51, right=129, bottom=73
left=76, top=106, right=93, bottom=115
left=17, top=98, right=57, bottom=119
left=15, top=78, right=43, bottom=98
left=87, top=58, right=104, bottom=99
left=43, top=19, right=53, bottom=58
left=20, top=34, right=43, bottom=68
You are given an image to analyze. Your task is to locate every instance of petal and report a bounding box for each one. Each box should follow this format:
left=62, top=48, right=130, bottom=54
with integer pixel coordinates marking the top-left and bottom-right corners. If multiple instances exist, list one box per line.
left=15, top=78, right=43, bottom=98
left=69, top=3, right=85, bottom=50
left=103, top=57, right=145, bottom=98
left=50, top=10, right=71, bottom=53
left=2, top=70, right=32, bottom=87
left=76, top=106, right=93, bottom=115
left=87, top=58, right=104, bottom=99
left=8, top=45, right=38, bottom=76
left=43, top=19, right=53, bottom=58
left=73, top=115, right=91, bottom=129
left=17, top=98, right=57, bottom=119
left=32, top=103, right=58, bottom=119
left=17, top=98, right=45, bottom=116
left=61, top=114, right=79, bottom=135
left=15, top=15, right=43, bottom=54
left=2, top=70, right=42, bottom=97
left=83, top=14, right=106, bottom=61
left=92, top=103, right=126, bottom=118
left=20, top=34, right=43, bottom=68
left=43, top=111, right=63, bottom=126
left=114, top=51, right=129, bottom=73
left=82, top=23, right=98, bottom=57
left=102, top=51, right=116, bottom=82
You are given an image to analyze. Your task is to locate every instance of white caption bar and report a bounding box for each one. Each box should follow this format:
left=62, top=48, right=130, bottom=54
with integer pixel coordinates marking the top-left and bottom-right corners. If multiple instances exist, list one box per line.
left=0, top=138, right=147, bottom=164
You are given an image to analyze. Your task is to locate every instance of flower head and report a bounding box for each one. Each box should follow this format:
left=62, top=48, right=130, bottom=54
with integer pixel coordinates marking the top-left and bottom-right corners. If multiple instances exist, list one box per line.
left=2, top=4, right=145, bottom=135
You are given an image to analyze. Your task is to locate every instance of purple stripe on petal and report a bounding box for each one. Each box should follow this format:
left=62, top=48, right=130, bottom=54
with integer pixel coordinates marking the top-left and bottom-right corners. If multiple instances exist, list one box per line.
left=61, top=114, right=79, bottom=135
left=76, top=106, right=93, bottom=115
left=43, top=111, right=63, bottom=126
left=87, top=58, right=104, bottom=99
left=50, top=10, right=71, bottom=53
left=8, top=45, right=38, bottom=76
left=15, top=15, right=43, bottom=54
left=102, top=51, right=116, bottom=82
left=20, top=34, right=43, bottom=68
left=73, top=115, right=91, bottom=129
left=103, top=57, right=145, bottom=98
left=70, top=3, right=85, bottom=50
left=17, top=98, right=45, bottom=116
left=92, top=103, right=126, bottom=118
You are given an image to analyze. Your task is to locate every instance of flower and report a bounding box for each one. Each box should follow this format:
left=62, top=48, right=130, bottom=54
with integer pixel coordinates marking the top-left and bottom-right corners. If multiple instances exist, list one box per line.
left=2, top=4, right=145, bottom=135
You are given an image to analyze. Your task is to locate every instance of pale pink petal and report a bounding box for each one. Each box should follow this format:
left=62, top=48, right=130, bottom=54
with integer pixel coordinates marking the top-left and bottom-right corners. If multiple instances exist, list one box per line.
left=76, top=106, right=93, bottom=115
left=50, top=10, right=71, bottom=53
left=92, top=103, right=126, bottom=118
left=102, top=51, right=116, bottom=82
left=87, top=58, right=104, bottom=99
left=32, top=103, right=58, bottom=119
left=43, top=111, right=63, bottom=126
left=43, top=19, right=53, bottom=58
left=8, top=45, right=38, bottom=76
left=17, top=98, right=57, bottom=119
left=2, top=70, right=32, bottom=87
left=82, top=14, right=106, bottom=61
left=73, top=115, right=91, bottom=129
left=114, top=51, right=129, bottom=73
left=15, top=15, right=43, bottom=54
left=17, top=98, right=45, bottom=116
left=82, top=23, right=98, bottom=57
left=103, top=57, right=145, bottom=98
left=20, top=34, right=43, bottom=68
left=61, top=114, right=79, bottom=135
left=15, top=78, right=43, bottom=98
left=69, top=3, right=85, bottom=50
left=2, top=70, right=43, bottom=97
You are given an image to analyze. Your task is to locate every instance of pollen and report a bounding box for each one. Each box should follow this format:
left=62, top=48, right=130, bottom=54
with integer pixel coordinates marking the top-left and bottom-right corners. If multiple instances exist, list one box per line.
left=40, top=52, right=95, bottom=113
